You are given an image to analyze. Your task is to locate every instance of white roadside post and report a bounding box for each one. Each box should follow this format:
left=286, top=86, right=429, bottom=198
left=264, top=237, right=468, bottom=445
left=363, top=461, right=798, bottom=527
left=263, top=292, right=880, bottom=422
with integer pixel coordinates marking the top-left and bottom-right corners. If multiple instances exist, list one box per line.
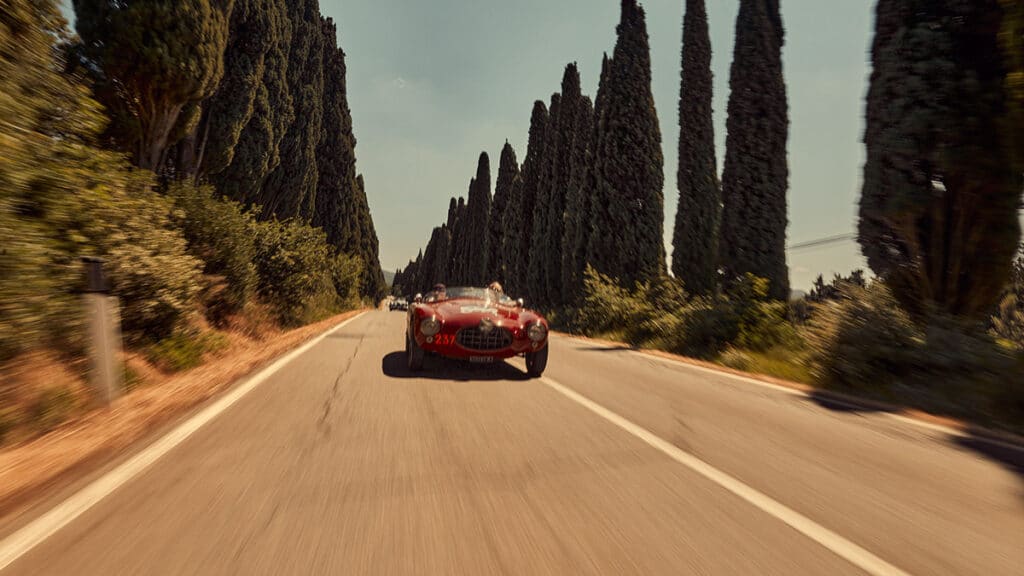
left=82, top=257, right=123, bottom=406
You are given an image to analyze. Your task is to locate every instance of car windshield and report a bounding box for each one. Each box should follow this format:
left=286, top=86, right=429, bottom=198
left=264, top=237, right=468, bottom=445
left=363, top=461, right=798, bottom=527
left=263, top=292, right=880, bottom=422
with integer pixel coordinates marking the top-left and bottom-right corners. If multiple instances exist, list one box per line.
left=427, top=286, right=509, bottom=304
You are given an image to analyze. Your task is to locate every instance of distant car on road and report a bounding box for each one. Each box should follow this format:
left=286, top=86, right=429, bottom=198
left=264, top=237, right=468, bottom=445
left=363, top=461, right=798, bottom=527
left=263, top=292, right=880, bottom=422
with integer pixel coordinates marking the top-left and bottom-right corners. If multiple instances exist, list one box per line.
left=405, top=286, right=549, bottom=377
left=389, top=298, right=408, bottom=311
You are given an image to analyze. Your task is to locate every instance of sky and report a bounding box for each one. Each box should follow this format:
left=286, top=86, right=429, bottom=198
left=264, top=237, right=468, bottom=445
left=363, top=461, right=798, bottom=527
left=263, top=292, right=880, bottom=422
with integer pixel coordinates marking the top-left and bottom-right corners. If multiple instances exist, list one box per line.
left=323, top=0, right=876, bottom=290
left=61, top=0, right=877, bottom=290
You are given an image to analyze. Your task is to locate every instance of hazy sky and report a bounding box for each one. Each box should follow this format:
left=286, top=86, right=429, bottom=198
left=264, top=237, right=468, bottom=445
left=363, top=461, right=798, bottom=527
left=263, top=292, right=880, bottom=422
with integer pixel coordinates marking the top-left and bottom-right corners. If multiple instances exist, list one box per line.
left=61, top=0, right=877, bottom=290
left=323, top=0, right=875, bottom=290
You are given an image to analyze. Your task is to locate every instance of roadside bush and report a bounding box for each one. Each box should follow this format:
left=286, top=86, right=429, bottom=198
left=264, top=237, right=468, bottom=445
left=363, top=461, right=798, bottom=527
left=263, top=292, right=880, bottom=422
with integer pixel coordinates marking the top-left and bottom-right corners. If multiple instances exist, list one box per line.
left=147, top=330, right=230, bottom=372
left=810, top=282, right=1021, bottom=422
left=68, top=180, right=205, bottom=342
left=809, top=283, right=920, bottom=394
left=251, top=218, right=340, bottom=325
left=167, top=183, right=258, bottom=323
left=332, top=253, right=364, bottom=308
left=29, top=387, right=77, bottom=433
left=577, top=266, right=651, bottom=337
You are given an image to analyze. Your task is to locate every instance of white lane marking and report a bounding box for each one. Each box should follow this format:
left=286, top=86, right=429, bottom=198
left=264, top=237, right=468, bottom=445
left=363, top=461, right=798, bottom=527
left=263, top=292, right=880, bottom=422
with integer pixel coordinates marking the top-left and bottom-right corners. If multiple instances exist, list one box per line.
left=541, top=375, right=914, bottom=576
left=556, top=336, right=1024, bottom=453
left=0, top=312, right=368, bottom=573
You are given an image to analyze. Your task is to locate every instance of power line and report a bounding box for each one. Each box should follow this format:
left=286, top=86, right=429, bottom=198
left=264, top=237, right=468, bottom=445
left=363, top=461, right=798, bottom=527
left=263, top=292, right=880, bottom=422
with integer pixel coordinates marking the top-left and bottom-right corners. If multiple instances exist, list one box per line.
left=787, top=233, right=856, bottom=252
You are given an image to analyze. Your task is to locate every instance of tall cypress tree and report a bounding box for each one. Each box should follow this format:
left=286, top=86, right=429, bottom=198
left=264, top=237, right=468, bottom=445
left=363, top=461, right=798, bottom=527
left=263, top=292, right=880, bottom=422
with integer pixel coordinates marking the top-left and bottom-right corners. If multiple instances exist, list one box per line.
left=562, top=95, right=595, bottom=304
left=433, top=224, right=452, bottom=285
left=528, top=93, right=561, bottom=305
left=465, top=152, right=492, bottom=285
left=212, top=0, right=293, bottom=207
left=672, top=0, right=720, bottom=296
left=312, top=17, right=358, bottom=252
left=589, top=0, right=665, bottom=287
left=180, top=0, right=278, bottom=179
left=488, top=141, right=520, bottom=283
left=353, top=173, right=387, bottom=299
left=450, top=194, right=468, bottom=284
left=720, top=0, right=789, bottom=300
left=544, top=64, right=586, bottom=307
left=260, top=0, right=324, bottom=219
left=586, top=54, right=614, bottom=275
left=507, top=101, right=548, bottom=299
left=73, top=0, right=233, bottom=171
left=860, top=0, right=1021, bottom=320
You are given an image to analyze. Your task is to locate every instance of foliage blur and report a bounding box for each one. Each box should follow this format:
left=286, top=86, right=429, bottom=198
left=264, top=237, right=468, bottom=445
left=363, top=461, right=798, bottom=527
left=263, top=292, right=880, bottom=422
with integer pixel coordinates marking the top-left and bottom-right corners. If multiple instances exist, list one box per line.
left=1, top=1, right=363, bottom=363
left=577, top=266, right=1024, bottom=428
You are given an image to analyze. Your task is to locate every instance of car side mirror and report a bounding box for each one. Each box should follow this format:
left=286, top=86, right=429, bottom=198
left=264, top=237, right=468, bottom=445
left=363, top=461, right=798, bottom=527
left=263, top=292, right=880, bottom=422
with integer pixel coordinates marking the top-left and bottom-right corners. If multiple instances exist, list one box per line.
left=414, top=293, right=423, bottom=303
left=516, top=298, right=524, bottom=308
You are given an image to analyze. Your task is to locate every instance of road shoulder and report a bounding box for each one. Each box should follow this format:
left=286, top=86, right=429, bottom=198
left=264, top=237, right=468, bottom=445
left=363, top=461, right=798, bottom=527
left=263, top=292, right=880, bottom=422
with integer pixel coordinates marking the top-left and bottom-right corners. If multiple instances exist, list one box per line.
left=0, top=309, right=365, bottom=533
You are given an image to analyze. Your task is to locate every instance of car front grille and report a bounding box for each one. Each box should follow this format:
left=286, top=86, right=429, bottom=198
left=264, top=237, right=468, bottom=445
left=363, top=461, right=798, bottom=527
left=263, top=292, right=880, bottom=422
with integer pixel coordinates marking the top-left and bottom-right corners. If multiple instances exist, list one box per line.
left=457, top=326, right=513, bottom=351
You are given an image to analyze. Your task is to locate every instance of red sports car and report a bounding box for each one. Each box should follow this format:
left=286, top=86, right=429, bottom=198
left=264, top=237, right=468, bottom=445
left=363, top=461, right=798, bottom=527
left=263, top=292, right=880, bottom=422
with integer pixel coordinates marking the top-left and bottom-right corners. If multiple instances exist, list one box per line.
left=405, top=286, right=549, bottom=377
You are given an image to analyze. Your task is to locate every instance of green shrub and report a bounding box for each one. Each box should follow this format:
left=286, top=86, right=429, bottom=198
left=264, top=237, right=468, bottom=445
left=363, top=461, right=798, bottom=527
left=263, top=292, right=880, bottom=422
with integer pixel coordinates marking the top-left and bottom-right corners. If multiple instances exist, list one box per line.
left=809, top=282, right=1021, bottom=422
left=719, top=347, right=813, bottom=383
left=670, top=297, right=741, bottom=358
left=147, top=330, right=230, bottom=372
left=251, top=219, right=340, bottom=325
left=332, top=253, right=364, bottom=308
left=167, top=183, right=259, bottom=323
left=30, top=387, right=77, bottom=433
left=808, top=283, right=920, bottom=394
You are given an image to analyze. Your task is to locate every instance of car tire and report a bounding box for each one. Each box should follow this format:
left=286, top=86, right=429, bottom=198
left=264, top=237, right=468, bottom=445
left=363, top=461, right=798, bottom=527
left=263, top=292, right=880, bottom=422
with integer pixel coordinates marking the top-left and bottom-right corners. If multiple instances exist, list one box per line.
left=407, top=334, right=425, bottom=371
left=525, top=345, right=548, bottom=378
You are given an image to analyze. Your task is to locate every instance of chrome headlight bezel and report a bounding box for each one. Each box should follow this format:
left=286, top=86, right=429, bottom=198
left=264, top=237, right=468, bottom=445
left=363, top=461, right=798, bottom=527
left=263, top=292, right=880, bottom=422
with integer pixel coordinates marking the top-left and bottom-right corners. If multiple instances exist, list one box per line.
left=419, top=316, right=441, bottom=336
left=526, top=322, right=547, bottom=343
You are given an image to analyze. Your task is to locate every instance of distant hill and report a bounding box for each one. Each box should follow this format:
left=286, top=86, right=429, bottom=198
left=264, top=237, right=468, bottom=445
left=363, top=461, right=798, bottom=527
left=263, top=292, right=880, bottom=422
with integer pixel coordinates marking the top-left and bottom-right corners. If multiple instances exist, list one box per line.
left=382, top=270, right=395, bottom=287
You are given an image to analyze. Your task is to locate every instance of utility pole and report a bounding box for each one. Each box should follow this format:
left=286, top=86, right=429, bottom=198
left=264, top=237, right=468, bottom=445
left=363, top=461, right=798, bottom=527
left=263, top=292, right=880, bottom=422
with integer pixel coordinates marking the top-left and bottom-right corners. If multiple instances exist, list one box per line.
left=82, top=257, right=123, bottom=406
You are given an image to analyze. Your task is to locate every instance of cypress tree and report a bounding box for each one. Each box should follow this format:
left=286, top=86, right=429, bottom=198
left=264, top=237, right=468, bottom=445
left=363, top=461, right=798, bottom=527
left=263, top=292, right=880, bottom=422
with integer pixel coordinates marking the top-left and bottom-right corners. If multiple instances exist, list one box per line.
left=720, top=0, right=789, bottom=300
left=859, top=0, right=1022, bottom=320
left=585, top=54, right=614, bottom=274
left=260, top=0, right=324, bottom=219
left=450, top=195, right=468, bottom=284
left=528, top=93, right=561, bottom=306
left=312, top=17, right=358, bottom=252
left=212, top=0, right=293, bottom=207
left=562, top=95, right=595, bottom=305
left=589, top=0, right=666, bottom=287
left=353, top=173, right=387, bottom=299
left=488, top=141, right=520, bottom=283
left=73, top=0, right=233, bottom=171
left=420, top=226, right=442, bottom=291
left=180, top=0, right=277, bottom=179
left=465, top=152, right=492, bottom=285
left=672, top=0, right=720, bottom=296
left=543, top=64, right=586, bottom=307
left=434, top=225, right=452, bottom=285
left=507, top=101, right=548, bottom=300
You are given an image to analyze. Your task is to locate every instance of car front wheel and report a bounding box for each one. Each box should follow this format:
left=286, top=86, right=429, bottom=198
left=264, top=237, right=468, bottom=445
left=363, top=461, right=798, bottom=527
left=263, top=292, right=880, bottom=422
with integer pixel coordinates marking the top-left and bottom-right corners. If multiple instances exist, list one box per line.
left=525, top=345, right=548, bottom=378
left=407, top=334, right=425, bottom=371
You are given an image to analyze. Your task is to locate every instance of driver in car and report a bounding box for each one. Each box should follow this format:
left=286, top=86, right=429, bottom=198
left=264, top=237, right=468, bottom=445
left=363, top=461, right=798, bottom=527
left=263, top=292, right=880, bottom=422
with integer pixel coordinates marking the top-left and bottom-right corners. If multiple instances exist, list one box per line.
left=426, top=283, right=447, bottom=303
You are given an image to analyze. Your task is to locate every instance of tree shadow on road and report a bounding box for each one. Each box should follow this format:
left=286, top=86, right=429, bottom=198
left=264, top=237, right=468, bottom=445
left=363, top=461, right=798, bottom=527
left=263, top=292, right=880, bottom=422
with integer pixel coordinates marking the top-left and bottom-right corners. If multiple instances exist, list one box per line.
left=805, top=390, right=1024, bottom=484
left=381, top=351, right=531, bottom=382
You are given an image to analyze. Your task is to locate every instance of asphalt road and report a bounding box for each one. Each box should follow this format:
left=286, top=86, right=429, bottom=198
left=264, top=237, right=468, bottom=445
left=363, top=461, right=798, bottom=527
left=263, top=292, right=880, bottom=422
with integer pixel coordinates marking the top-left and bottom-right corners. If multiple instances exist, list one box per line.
left=2, top=311, right=1022, bottom=575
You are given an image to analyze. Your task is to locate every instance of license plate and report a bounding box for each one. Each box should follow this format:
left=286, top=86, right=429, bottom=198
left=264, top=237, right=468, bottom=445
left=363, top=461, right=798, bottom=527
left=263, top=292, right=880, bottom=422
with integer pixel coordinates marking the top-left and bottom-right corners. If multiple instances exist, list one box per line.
left=469, top=356, right=494, bottom=364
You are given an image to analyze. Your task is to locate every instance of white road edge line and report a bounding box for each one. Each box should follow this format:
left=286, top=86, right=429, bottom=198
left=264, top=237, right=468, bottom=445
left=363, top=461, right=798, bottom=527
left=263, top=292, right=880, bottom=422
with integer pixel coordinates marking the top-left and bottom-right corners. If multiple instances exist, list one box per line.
left=0, top=312, right=368, bottom=573
left=540, top=375, right=914, bottom=576
left=558, top=336, right=1024, bottom=453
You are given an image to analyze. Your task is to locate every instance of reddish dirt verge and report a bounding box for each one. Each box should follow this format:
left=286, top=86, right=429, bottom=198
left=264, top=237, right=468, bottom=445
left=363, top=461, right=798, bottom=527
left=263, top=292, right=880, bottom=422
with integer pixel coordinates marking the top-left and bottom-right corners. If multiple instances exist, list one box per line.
left=0, top=310, right=365, bottom=521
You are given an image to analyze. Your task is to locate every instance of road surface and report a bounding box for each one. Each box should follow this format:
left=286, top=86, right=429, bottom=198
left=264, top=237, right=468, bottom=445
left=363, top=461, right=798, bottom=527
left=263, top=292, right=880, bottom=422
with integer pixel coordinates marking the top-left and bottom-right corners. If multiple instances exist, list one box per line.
left=2, top=311, right=1021, bottom=575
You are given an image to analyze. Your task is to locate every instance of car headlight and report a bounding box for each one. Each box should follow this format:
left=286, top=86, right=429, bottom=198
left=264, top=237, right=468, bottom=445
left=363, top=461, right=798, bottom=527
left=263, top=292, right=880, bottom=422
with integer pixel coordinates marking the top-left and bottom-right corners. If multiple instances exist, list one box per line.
left=420, top=316, right=441, bottom=336
left=527, top=322, right=547, bottom=342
